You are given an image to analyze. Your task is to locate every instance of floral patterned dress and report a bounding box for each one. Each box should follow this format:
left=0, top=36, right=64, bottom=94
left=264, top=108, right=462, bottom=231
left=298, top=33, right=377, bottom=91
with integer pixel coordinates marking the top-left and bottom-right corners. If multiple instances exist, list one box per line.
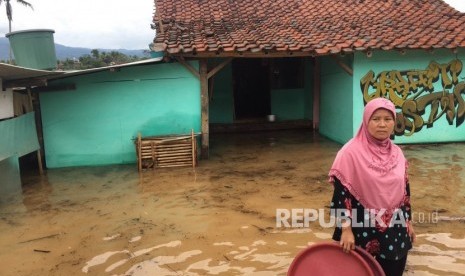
left=330, top=177, right=413, bottom=261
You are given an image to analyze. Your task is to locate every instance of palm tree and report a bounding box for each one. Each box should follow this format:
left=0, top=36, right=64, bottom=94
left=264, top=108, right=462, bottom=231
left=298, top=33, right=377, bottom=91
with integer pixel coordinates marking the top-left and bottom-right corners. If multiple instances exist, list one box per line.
left=1, top=0, right=33, bottom=33
left=0, top=0, right=33, bottom=63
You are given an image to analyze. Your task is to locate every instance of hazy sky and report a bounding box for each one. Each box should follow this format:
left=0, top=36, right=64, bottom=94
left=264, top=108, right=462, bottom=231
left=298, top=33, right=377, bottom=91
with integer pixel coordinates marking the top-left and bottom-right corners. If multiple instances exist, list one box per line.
left=443, top=0, right=465, bottom=12
left=1, top=0, right=465, bottom=50
left=0, top=0, right=155, bottom=50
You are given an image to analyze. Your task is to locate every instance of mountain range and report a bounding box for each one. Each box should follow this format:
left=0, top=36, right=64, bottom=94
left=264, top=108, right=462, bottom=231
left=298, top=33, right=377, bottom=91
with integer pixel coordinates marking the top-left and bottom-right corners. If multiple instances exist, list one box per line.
left=0, top=37, right=148, bottom=61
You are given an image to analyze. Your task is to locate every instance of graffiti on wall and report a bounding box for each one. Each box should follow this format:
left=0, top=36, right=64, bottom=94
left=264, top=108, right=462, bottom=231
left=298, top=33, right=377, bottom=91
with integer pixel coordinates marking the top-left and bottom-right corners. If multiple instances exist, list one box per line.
left=360, top=60, right=465, bottom=136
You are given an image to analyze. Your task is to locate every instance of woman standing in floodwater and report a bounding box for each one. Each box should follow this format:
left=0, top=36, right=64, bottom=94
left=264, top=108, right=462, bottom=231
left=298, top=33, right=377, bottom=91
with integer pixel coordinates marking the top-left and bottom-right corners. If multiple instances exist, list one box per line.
left=328, top=98, right=416, bottom=276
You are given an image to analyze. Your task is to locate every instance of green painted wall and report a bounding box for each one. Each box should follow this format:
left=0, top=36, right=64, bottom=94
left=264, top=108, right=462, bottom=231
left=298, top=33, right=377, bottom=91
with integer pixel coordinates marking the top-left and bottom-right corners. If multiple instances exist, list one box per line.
left=40, top=61, right=200, bottom=168
left=319, top=55, right=354, bottom=144
left=0, top=112, right=40, bottom=161
left=353, top=49, right=465, bottom=144
left=271, top=89, right=306, bottom=120
left=209, top=60, right=234, bottom=123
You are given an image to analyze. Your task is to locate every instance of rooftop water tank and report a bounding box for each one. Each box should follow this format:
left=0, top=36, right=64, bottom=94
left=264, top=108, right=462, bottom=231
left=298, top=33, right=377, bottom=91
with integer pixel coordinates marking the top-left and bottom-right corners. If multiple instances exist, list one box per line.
left=5, top=29, right=57, bottom=70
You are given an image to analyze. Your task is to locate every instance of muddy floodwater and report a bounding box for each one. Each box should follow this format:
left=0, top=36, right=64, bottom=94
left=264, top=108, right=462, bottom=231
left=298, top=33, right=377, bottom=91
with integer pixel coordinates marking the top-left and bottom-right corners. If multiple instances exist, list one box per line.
left=1, top=130, right=465, bottom=276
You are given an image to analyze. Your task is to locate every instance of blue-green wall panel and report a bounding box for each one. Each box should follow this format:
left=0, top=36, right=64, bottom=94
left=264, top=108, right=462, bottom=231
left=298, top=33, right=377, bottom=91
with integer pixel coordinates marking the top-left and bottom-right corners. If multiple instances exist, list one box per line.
left=0, top=112, right=40, bottom=161
left=40, top=62, right=200, bottom=168
left=209, top=60, right=234, bottom=123
left=319, top=55, right=354, bottom=144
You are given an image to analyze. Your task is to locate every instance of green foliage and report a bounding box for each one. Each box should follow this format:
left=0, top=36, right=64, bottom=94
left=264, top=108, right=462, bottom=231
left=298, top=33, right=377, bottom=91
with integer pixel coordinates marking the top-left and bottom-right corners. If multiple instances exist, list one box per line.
left=57, top=49, right=148, bottom=70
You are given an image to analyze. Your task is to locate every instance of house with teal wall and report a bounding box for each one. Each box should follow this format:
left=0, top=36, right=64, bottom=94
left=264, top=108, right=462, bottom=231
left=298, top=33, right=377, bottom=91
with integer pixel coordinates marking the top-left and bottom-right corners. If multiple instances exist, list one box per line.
left=36, top=57, right=315, bottom=168
left=37, top=60, right=201, bottom=168
left=5, top=0, right=465, bottom=170
left=35, top=48, right=465, bottom=168
left=151, top=0, right=465, bottom=156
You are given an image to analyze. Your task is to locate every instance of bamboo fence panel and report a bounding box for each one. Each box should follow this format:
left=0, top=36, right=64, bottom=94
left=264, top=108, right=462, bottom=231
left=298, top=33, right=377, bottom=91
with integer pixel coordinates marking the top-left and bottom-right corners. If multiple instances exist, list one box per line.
left=135, top=130, right=199, bottom=171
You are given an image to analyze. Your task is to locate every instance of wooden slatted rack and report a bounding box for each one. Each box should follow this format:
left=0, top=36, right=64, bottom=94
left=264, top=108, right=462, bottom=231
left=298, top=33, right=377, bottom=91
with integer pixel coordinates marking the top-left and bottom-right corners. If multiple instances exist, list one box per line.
left=136, top=130, right=198, bottom=171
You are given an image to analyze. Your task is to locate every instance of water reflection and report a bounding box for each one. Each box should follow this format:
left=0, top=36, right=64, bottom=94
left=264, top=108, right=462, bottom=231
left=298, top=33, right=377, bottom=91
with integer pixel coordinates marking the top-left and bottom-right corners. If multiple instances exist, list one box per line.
left=0, top=156, right=23, bottom=205
left=404, top=232, right=465, bottom=275
left=81, top=231, right=465, bottom=276
left=80, top=229, right=465, bottom=276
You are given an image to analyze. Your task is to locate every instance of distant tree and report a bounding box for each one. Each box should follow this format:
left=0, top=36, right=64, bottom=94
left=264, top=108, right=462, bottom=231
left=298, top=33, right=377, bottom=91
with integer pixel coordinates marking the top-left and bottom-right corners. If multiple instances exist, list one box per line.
left=57, top=50, right=148, bottom=70
left=0, top=0, right=33, bottom=63
left=91, top=49, right=99, bottom=59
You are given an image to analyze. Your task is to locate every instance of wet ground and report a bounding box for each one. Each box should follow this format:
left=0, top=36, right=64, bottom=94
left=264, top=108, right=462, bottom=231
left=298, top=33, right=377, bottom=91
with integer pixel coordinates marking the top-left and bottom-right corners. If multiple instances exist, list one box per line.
left=1, top=129, right=465, bottom=276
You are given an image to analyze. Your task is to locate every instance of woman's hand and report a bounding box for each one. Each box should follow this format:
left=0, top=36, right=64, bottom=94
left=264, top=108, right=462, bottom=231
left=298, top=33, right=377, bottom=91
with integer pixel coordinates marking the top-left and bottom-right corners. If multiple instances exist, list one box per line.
left=340, top=226, right=355, bottom=253
left=408, top=221, right=416, bottom=243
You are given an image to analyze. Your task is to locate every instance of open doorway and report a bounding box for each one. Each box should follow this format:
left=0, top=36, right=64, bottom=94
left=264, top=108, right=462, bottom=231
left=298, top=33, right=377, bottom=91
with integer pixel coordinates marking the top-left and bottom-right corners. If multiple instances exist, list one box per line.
left=232, top=58, right=270, bottom=120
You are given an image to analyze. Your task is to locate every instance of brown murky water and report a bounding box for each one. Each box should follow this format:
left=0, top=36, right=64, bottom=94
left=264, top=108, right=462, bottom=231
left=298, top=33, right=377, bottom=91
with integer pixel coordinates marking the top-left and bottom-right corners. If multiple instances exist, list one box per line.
left=1, top=130, right=465, bottom=275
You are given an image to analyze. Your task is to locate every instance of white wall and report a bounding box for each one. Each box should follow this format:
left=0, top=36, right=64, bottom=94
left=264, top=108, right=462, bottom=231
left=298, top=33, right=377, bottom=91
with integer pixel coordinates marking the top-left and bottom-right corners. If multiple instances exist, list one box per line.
left=0, top=80, right=14, bottom=119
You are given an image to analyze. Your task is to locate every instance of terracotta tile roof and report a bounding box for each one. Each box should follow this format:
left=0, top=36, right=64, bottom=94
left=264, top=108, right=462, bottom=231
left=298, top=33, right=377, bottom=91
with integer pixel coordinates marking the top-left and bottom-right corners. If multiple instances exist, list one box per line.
left=151, top=0, right=465, bottom=56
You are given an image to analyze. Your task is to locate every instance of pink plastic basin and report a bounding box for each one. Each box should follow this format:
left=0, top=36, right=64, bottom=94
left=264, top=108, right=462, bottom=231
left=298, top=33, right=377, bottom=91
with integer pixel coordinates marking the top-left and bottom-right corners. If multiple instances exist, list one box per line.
left=287, top=242, right=376, bottom=276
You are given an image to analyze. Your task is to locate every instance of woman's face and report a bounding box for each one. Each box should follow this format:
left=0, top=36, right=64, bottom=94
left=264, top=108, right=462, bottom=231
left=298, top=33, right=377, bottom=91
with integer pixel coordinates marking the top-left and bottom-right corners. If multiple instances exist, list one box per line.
left=367, top=108, right=395, bottom=141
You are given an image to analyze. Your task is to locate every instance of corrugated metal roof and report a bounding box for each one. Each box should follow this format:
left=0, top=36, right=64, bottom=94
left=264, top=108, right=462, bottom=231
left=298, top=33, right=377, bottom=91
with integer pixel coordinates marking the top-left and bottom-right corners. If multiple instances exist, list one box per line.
left=0, top=63, right=64, bottom=82
left=1, top=57, right=163, bottom=88
left=48, top=57, right=164, bottom=80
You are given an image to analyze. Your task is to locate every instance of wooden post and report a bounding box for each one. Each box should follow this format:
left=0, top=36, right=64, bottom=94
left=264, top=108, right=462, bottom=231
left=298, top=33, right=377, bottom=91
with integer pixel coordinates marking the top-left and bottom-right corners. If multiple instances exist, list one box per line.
left=191, top=129, right=196, bottom=167
left=313, top=58, right=320, bottom=130
left=36, top=150, right=44, bottom=175
left=151, top=141, right=157, bottom=168
left=27, top=89, right=34, bottom=111
left=137, top=133, right=142, bottom=172
left=28, top=88, right=44, bottom=175
left=200, top=59, right=209, bottom=159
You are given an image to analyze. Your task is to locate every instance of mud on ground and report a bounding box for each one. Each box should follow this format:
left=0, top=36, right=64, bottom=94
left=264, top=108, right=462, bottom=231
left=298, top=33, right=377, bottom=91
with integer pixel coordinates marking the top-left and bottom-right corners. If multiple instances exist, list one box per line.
left=1, top=130, right=464, bottom=275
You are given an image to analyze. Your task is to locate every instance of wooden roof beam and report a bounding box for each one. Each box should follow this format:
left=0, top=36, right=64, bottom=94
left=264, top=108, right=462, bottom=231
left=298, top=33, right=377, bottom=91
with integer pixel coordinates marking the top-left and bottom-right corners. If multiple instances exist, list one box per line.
left=3, top=78, right=48, bottom=89
left=175, top=56, right=200, bottom=79
left=207, top=57, right=233, bottom=80
left=330, top=55, right=353, bottom=76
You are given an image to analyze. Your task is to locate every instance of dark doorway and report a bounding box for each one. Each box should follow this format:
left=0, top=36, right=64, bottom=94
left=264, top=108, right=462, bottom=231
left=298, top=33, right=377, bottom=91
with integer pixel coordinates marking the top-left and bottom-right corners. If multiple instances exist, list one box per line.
left=232, top=59, right=270, bottom=120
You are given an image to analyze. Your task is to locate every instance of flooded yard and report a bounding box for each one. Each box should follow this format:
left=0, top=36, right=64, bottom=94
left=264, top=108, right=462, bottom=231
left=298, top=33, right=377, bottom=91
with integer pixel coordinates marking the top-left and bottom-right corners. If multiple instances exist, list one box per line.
left=1, top=129, right=465, bottom=275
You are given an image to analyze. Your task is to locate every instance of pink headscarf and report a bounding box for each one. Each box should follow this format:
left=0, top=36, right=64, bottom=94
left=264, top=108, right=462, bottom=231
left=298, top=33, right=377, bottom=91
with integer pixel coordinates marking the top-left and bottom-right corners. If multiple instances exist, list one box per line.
left=328, top=98, right=407, bottom=211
